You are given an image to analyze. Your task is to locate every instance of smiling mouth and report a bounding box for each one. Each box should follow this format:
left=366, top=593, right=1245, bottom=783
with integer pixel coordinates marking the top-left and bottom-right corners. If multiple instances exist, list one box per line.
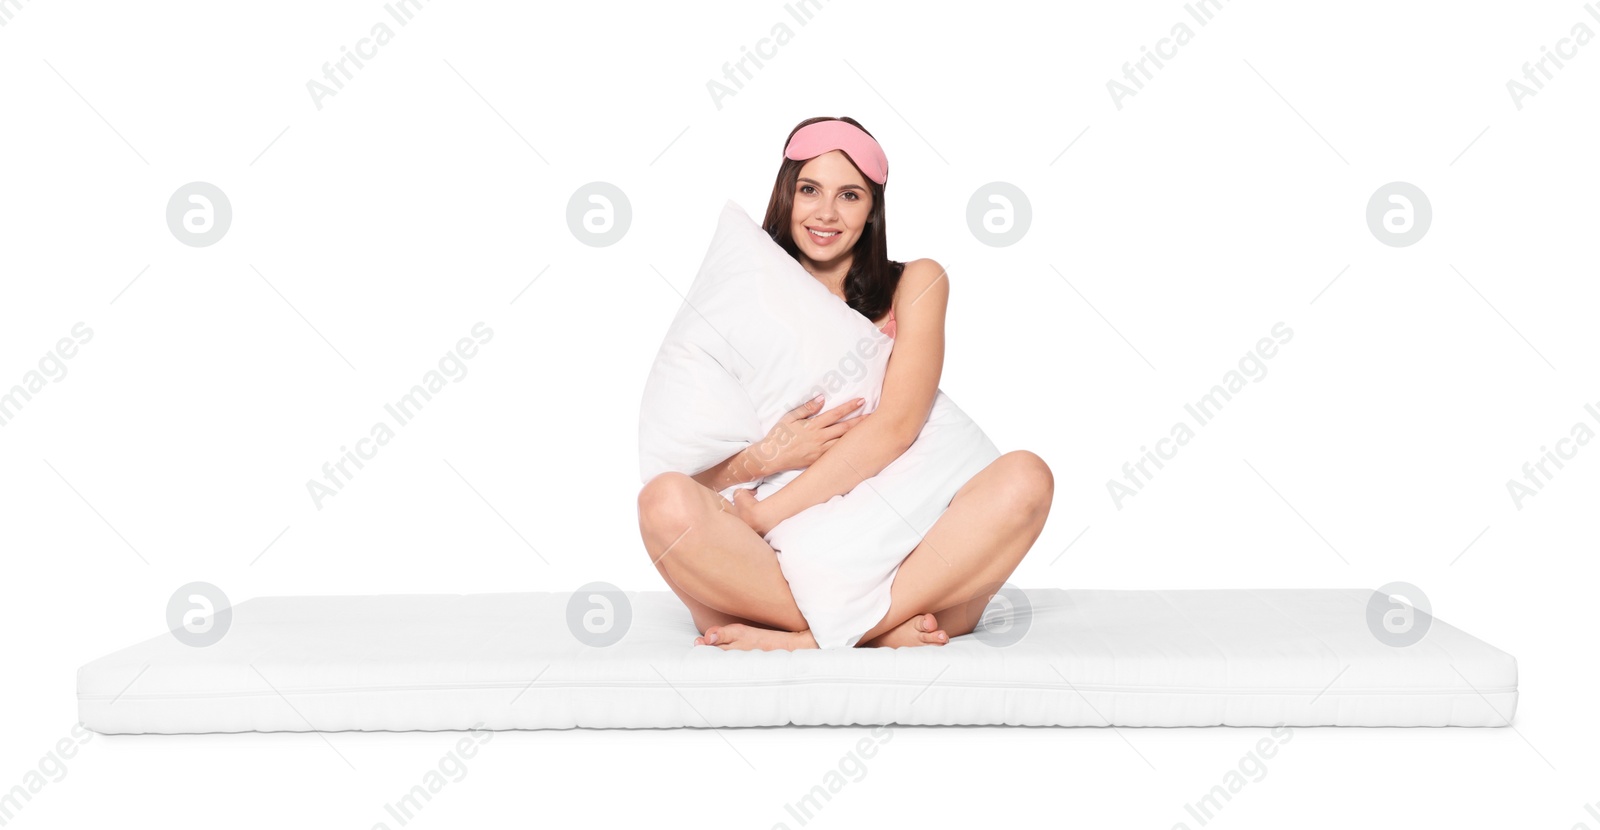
left=807, top=228, right=840, bottom=239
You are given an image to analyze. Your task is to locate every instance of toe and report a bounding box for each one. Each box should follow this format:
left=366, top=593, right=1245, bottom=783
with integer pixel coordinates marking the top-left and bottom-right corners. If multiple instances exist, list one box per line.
left=711, top=624, right=744, bottom=648
left=922, top=628, right=949, bottom=645
left=714, top=626, right=744, bottom=650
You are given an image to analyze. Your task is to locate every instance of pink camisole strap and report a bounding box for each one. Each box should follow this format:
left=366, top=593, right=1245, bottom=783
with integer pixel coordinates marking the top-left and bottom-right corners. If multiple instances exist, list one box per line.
left=878, top=308, right=896, bottom=339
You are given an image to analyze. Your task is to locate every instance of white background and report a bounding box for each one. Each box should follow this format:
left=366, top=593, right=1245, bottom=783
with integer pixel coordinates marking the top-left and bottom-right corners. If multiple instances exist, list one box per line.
left=3, top=0, right=1596, bottom=827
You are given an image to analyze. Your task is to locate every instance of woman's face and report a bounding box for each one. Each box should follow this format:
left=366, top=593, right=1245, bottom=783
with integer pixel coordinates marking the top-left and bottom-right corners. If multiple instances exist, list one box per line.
left=789, top=151, right=873, bottom=268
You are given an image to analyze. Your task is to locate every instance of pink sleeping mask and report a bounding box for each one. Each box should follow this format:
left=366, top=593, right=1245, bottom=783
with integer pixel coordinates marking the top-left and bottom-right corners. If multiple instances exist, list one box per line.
left=783, top=120, right=889, bottom=185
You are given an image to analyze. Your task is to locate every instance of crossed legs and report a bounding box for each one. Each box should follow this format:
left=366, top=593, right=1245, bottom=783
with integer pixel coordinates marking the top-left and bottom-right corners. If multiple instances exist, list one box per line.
left=636, top=450, right=1054, bottom=650
left=856, top=450, right=1053, bottom=645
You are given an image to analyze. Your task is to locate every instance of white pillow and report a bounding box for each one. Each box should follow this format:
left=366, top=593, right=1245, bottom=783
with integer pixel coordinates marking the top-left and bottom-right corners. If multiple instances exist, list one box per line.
left=637, top=199, right=892, bottom=500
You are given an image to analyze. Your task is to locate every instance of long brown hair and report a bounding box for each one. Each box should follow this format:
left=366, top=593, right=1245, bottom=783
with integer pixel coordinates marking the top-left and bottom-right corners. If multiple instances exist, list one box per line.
left=761, top=116, right=905, bottom=324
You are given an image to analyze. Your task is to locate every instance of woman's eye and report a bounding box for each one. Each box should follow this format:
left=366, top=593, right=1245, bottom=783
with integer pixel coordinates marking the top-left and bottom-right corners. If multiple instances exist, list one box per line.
left=800, top=185, right=815, bottom=195
left=842, top=192, right=858, bottom=201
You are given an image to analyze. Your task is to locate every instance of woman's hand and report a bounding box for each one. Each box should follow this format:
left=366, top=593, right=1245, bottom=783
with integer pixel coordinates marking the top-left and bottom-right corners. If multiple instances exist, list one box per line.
left=725, top=487, right=777, bottom=537
left=748, top=396, right=868, bottom=476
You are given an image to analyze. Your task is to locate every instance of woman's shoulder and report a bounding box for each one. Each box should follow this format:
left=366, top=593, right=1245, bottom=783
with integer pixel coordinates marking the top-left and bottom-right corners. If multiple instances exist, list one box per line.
left=893, top=258, right=949, bottom=304
left=901, top=258, right=947, bottom=284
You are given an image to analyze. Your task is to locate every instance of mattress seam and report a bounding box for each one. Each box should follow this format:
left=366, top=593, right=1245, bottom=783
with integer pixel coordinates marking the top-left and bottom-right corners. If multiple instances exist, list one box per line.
left=79, top=679, right=1521, bottom=701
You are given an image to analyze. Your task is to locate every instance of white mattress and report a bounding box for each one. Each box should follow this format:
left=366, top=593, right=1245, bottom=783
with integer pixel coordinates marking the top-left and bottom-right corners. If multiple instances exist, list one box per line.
left=77, top=589, right=1518, bottom=733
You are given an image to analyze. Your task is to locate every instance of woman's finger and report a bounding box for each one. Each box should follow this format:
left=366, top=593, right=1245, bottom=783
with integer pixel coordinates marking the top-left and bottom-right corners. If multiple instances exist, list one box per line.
left=813, top=397, right=865, bottom=426
left=784, top=397, right=824, bottom=423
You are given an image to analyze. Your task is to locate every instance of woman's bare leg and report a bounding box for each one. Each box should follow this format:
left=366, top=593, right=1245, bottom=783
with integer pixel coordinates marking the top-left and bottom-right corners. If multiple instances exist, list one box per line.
left=637, top=472, right=816, bottom=648
left=645, top=544, right=763, bottom=632
left=857, top=450, right=1054, bottom=647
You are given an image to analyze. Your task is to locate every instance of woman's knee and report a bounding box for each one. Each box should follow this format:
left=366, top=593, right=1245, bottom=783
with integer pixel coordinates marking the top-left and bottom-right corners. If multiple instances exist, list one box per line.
left=993, top=450, right=1054, bottom=521
left=637, top=472, right=703, bottom=538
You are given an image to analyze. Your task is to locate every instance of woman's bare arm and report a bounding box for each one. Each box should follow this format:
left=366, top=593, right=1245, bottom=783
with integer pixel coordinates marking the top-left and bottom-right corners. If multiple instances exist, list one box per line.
left=689, top=396, right=870, bottom=492
left=690, top=446, right=769, bottom=492
left=747, top=260, right=950, bottom=534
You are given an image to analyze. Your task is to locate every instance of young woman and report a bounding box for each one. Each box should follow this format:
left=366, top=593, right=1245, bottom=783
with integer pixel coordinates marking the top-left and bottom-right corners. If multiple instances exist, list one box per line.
left=637, top=116, right=1053, bottom=651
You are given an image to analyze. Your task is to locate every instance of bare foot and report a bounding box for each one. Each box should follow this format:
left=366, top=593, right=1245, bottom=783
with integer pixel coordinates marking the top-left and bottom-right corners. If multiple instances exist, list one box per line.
left=861, top=612, right=948, bottom=648
left=695, top=624, right=819, bottom=651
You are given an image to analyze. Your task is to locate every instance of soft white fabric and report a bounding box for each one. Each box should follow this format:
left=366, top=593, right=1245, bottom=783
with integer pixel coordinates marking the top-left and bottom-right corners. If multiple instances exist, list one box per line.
left=77, top=589, right=1520, bottom=733
left=638, top=199, right=891, bottom=500
left=637, top=199, right=999, bottom=647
